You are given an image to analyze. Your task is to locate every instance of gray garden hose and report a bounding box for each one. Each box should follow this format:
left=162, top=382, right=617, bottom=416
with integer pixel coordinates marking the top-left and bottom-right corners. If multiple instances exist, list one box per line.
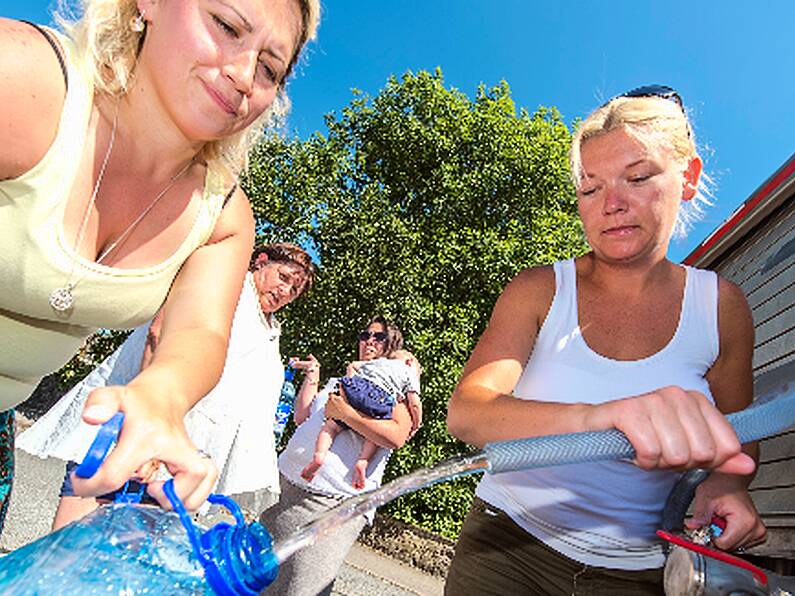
left=483, top=383, right=795, bottom=474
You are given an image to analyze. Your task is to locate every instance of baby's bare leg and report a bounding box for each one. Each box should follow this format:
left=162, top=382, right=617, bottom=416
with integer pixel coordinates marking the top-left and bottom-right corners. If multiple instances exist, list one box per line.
left=406, top=391, right=423, bottom=438
left=301, top=419, right=342, bottom=482
left=352, top=440, right=379, bottom=489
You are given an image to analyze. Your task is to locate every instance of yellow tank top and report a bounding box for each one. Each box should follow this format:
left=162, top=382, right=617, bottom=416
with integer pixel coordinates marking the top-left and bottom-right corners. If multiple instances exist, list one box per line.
left=0, top=32, right=228, bottom=410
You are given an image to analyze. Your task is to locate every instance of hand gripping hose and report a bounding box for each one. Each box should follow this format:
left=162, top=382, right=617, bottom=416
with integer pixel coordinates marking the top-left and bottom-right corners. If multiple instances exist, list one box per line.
left=660, top=383, right=795, bottom=533
left=482, top=382, right=795, bottom=474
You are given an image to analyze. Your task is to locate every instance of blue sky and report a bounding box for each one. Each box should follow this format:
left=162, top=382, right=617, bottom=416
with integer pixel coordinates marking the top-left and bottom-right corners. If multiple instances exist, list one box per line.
left=8, top=1, right=795, bottom=262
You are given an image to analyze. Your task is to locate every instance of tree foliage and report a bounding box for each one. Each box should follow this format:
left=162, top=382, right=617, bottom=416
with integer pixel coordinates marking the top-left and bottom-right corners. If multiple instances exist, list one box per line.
left=244, top=69, right=587, bottom=538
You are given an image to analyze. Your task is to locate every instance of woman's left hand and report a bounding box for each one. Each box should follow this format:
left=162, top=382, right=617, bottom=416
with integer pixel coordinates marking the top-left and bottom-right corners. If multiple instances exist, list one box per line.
left=686, top=471, right=766, bottom=552
left=324, top=386, right=352, bottom=423
left=69, top=384, right=218, bottom=511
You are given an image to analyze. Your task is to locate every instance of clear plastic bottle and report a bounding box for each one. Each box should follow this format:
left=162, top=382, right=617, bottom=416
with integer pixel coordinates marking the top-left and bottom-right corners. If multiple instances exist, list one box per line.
left=273, top=366, right=296, bottom=443
left=0, top=503, right=209, bottom=594
left=0, top=465, right=278, bottom=595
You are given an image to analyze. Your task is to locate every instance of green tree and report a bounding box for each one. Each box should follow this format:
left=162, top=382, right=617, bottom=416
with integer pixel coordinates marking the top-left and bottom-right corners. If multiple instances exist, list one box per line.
left=244, top=69, right=587, bottom=538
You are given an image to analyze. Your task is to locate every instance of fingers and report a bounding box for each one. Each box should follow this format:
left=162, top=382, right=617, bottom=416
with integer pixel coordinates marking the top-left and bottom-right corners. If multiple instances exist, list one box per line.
left=711, top=508, right=767, bottom=551
left=147, top=448, right=219, bottom=511
left=82, top=386, right=123, bottom=425
left=688, top=472, right=767, bottom=552
left=694, top=397, right=752, bottom=474
left=609, top=387, right=747, bottom=472
left=684, top=500, right=715, bottom=531
left=661, top=394, right=715, bottom=468
left=714, top=518, right=767, bottom=551
left=290, top=354, right=320, bottom=370
left=712, top=452, right=756, bottom=476
left=734, top=520, right=766, bottom=550
left=133, top=459, right=162, bottom=483
left=73, top=385, right=217, bottom=511
left=72, top=387, right=142, bottom=497
left=71, top=413, right=154, bottom=497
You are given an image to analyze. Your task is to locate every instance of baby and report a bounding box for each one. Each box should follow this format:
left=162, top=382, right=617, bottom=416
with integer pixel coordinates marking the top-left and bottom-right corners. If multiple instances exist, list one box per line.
left=301, top=349, right=422, bottom=489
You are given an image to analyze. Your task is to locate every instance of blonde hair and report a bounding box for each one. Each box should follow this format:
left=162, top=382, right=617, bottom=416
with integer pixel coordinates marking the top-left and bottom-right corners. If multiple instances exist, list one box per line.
left=570, top=95, right=711, bottom=238
left=57, top=0, right=320, bottom=181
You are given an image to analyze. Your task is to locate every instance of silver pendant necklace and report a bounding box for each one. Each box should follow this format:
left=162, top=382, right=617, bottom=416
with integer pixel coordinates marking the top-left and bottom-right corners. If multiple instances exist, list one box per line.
left=50, top=104, right=195, bottom=312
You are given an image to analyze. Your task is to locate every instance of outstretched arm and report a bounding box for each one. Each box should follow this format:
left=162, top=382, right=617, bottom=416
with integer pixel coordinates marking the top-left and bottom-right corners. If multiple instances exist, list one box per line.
left=73, top=188, right=254, bottom=511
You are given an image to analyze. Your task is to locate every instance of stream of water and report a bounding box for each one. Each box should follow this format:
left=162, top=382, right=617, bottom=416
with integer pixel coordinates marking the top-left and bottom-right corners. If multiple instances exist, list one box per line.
left=271, top=451, right=490, bottom=563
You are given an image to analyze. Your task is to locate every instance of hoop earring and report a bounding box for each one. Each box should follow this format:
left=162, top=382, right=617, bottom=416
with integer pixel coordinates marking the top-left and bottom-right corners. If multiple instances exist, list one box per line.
left=130, top=11, right=146, bottom=33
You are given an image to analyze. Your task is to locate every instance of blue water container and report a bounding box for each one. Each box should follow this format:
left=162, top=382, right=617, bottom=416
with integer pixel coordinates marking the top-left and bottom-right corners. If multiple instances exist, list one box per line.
left=0, top=413, right=279, bottom=595
left=274, top=366, right=296, bottom=443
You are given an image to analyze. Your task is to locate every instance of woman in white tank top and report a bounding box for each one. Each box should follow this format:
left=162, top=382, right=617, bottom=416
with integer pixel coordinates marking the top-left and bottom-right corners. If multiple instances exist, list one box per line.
left=446, top=86, right=766, bottom=595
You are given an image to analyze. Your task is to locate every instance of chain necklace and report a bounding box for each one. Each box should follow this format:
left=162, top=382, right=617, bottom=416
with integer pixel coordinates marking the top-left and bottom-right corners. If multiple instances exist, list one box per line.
left=49, top=105, right=195, bottom=313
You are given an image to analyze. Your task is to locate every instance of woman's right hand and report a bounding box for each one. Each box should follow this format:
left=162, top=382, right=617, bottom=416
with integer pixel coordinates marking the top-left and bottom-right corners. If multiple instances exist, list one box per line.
left=583, top=386, right=756, bottom=474
left=290, top=354, right=320, bottom=381
left=291, top=354, right=321, bottom=425
left=71, top=384, right=219, bottom=511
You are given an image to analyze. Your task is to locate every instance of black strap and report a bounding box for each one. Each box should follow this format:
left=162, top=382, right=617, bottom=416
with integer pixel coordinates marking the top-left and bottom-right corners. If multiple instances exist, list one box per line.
left=223, top=183, right=238, bottom=208
left=21, top=20, right=68, bottom=92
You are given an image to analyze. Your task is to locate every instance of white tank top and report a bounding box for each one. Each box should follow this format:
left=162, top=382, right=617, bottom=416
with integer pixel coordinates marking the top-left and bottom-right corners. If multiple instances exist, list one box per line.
left=476, top=258, right=719, bottom=570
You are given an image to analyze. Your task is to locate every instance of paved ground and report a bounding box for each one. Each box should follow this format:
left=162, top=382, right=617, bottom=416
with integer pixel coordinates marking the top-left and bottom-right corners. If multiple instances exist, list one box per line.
left=335, top=544, right=444, bottom=596
left=1, top=443, right=444, bottom=595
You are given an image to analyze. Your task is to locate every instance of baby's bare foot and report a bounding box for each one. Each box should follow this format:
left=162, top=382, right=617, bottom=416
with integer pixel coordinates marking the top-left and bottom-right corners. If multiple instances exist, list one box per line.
left=301, top=459, right=322, bottom=482
left=351, top=461, right=367, bottom=489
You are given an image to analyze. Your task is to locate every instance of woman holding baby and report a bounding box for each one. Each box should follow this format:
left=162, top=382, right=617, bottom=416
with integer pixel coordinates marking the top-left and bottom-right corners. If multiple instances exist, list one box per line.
left=261, top=315, right=419, bottom=596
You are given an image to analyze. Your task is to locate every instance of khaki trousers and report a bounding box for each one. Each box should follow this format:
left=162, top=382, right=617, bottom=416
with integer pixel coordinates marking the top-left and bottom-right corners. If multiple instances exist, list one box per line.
left=444, top=497, right=664, bottom=596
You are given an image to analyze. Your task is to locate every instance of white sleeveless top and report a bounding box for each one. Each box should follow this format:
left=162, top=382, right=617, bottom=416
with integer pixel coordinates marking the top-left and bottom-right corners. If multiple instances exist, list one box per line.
left=476, top=258, right=719, bottom=570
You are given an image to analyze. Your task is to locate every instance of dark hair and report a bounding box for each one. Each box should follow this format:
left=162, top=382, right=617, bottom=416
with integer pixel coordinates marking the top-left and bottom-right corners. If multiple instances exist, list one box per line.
left=364, top=315, right=404, bottom=356
left=249, top=242, right=317, bottom=296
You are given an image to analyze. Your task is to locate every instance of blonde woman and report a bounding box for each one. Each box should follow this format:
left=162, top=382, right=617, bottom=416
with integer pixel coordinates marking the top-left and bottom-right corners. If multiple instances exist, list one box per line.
left=0, top=0, right=319, bottom=527
left=446, top=86, right=766, bottom=595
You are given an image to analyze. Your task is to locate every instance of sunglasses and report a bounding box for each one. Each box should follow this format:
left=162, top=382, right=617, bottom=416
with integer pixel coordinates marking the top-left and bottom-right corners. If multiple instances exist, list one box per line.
left=358, top=330, right=388, bottom=343
left=616, top=84, right=684, bottom=111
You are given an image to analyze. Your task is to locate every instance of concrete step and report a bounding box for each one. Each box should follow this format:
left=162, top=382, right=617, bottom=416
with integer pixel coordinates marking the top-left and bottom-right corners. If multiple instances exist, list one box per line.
left=336, top=543, right=445, bottom=595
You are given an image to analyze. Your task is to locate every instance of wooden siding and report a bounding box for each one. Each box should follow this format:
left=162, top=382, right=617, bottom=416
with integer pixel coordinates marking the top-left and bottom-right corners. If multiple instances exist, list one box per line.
left=710, top=197, right=795, bottom=558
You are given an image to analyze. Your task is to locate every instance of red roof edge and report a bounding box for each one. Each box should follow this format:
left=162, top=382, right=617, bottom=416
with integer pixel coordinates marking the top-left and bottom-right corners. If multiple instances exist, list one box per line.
left=683, top=154, right=795, bottom=266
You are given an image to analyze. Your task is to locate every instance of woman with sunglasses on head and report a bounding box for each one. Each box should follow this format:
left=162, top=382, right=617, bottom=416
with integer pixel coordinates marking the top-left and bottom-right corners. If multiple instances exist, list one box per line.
left=262, top=315, right=416, bottom=595
left=0, top=1, right=319, bottom=524
left=18, top=242, right=315, bottom=529
left=445, top=86, right=766, bottom=595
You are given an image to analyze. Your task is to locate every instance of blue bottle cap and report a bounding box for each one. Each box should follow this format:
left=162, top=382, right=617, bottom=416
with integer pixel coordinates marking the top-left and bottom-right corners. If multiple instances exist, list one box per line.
left=164, top=481, right=279, bottom=595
